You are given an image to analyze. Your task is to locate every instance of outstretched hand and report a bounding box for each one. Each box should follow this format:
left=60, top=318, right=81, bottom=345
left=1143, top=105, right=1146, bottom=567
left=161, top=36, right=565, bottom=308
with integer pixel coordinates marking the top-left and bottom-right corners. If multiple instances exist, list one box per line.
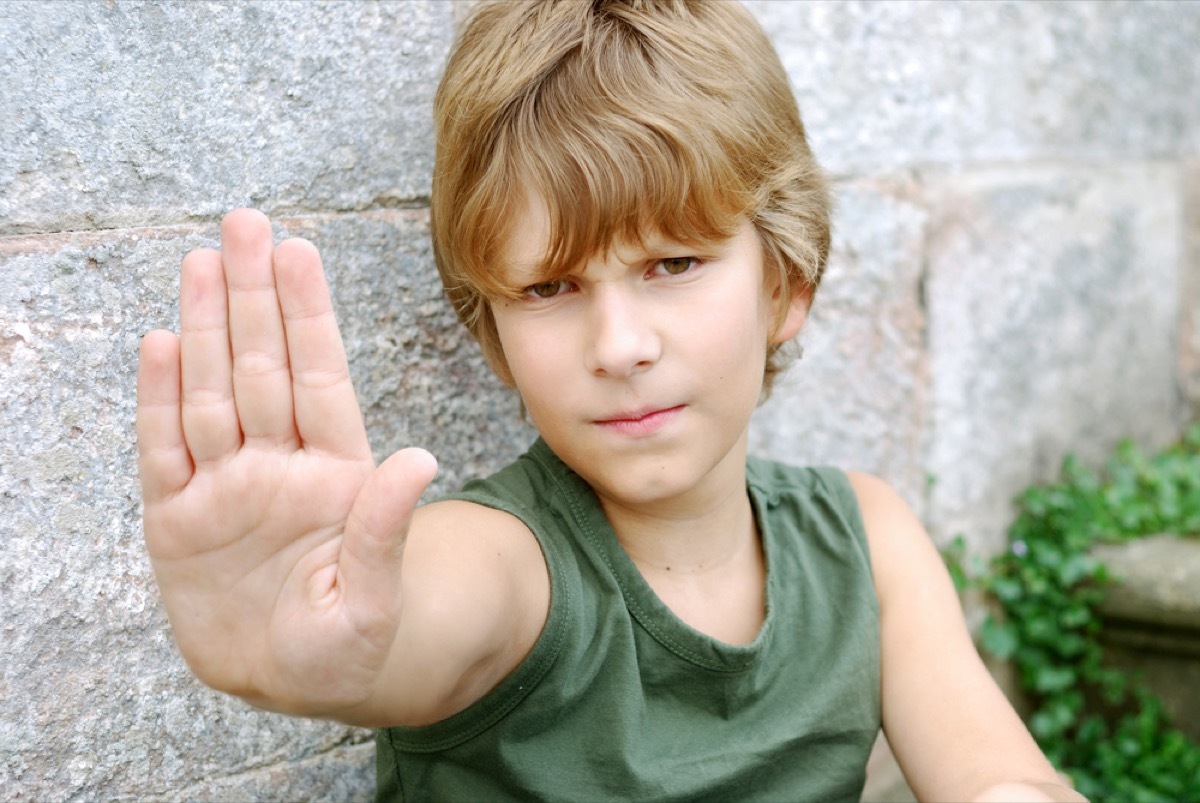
left=137, top=209, right=437, bottom=719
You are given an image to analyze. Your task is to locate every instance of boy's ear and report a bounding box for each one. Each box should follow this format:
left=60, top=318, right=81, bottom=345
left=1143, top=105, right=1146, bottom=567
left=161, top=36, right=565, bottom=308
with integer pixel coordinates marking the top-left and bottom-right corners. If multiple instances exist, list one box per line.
left=771, top=285, right=811, bottom=345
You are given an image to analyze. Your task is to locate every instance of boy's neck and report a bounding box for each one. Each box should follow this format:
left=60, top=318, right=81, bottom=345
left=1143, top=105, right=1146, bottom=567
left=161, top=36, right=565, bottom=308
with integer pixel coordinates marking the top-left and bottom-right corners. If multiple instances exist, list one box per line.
left=591, top=430, right=756, bottom=572
left=601, top=479, right=757, bottom=574
left=594, top=442, right=767, bottom=645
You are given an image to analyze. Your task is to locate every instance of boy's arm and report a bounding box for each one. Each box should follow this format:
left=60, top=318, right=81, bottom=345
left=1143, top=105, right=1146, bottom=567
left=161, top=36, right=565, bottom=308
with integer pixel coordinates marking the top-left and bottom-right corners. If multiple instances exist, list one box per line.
left=137, top=209, right=547, bottom=727
left=846, top=472, right=1087, bottom=803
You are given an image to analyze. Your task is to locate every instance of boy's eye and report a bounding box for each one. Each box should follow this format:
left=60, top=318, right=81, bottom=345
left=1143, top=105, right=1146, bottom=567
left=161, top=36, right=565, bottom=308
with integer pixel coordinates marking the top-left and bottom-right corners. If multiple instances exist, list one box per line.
left=524, top=280, right=571, bottom=299
left=655, top=257, right=698, bottom=276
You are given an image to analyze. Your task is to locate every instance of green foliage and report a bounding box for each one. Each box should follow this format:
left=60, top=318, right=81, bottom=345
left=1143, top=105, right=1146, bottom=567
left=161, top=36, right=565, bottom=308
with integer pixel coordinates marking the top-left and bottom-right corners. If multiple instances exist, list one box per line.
left=962, top=425, right=1200, bottom=801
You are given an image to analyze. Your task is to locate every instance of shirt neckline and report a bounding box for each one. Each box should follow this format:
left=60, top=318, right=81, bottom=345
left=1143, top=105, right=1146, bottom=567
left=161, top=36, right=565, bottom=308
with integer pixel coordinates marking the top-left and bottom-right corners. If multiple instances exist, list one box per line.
left=529, top=438, right=776, bottom=672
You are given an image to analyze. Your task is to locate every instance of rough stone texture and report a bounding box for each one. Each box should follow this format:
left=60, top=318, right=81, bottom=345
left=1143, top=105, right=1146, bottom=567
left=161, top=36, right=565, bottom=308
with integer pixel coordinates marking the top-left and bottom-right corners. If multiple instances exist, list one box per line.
left=924, top=164, right=1189, bottom=552
left=0, top=215, right=531, bottom=799
left=745, top=0, right=1200, bottom=176
left=751, top=176, right=930, bottom=515
left=3, top=0, right=1200, bottom=799
left=0, top=1, right=453, bottom=235
left=167, top=743, right=375, bottom=803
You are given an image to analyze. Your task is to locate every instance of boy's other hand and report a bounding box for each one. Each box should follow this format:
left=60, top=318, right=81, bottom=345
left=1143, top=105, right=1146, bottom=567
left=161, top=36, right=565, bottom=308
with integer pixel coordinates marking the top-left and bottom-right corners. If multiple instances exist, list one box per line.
left=137, top=209, right=438, bottom=720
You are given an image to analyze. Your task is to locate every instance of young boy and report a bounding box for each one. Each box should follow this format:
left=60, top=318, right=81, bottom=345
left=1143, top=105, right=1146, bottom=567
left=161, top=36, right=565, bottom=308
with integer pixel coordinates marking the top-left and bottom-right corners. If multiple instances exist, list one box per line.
left=137, top=1, right=1084, bottom=800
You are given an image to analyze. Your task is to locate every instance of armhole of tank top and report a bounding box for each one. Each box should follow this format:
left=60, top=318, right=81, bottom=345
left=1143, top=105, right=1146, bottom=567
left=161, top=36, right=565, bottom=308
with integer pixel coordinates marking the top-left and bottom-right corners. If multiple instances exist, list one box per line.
left=379, top=491, right=570, bottom=753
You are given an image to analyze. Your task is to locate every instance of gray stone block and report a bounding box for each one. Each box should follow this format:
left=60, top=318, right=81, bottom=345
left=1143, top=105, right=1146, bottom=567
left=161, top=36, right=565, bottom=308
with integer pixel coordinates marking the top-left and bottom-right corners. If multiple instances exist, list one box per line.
left=0, top=211, right=531, bottom=797
left=1183, top=160, right=1200, bottom=415
left=923, top=164, right=1189, bottom=552
left=0, top=1, right=453, bottom=235
left=745, top=1, right=1200, bottom=175
left=750, top=177, right=930, bottom=515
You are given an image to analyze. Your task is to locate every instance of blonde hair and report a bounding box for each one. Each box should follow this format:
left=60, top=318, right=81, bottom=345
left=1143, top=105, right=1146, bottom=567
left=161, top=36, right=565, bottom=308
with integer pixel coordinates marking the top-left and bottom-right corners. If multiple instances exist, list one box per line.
left=431, top=0, right=830, bottom=391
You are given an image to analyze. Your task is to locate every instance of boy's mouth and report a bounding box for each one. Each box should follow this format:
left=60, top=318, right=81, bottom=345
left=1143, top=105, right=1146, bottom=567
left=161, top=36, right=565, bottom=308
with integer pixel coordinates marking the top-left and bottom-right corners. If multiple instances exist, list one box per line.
left=593, top=405, right=685, bottom=436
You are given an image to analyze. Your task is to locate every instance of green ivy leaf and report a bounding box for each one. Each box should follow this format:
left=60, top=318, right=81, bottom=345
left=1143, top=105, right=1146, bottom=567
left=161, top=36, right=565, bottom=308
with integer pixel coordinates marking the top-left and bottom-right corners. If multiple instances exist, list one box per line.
left=980, top=617, right=1018, bottom=659
left=1034, top=665, right=1077, bottom=694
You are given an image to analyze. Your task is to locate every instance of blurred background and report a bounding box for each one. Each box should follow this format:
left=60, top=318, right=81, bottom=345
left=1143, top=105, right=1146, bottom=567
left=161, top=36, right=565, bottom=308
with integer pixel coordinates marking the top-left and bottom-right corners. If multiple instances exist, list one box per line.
left=2, top=1, right=1196, bottom=798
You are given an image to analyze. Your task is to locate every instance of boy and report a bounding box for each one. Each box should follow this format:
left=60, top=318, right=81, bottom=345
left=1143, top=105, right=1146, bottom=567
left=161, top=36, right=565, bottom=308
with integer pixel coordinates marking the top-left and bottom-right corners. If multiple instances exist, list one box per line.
left=136, top=1, right=1085, bottom=800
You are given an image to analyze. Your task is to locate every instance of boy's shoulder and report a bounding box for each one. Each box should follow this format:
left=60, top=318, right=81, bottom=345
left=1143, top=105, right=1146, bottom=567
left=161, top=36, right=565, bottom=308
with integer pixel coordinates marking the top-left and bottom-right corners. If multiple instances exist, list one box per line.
left=744, top=458, right=918, bottom=530
left=404, top=442, right=562, bottom=616
left=746, top=455, right=860, bottom=511
left=399, top=495, right=550, bottom=714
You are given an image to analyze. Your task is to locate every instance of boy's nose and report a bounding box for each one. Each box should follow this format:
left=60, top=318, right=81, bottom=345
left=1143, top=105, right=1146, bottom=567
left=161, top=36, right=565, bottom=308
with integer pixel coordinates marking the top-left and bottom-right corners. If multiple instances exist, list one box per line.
left=585, top=289, right=661, bottom=378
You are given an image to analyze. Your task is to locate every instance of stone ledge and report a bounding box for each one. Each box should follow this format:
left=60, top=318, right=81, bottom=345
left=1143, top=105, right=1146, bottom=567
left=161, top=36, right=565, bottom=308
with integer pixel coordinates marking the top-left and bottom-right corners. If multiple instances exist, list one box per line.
left=1091, top=534, right=1200, bottom=742
left=1091, top=534, right=1200, bottom=633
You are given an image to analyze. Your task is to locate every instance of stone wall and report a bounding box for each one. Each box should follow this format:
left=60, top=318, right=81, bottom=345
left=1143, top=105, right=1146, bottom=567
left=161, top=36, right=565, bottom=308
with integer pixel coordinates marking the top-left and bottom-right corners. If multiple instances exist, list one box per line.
left=2, top=1, right=1197, bottom=798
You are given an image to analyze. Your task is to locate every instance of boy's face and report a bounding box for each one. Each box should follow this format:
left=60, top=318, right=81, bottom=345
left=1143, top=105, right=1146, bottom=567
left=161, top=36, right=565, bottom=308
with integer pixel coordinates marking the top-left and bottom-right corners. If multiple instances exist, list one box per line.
left=490, top=196, right=807, bottom=515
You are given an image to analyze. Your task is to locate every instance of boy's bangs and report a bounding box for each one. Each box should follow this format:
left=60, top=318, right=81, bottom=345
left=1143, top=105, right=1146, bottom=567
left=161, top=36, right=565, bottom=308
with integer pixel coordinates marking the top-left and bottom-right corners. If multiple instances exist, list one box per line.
left=464, top=33, right=754, bottom=297
left=522, top=125, right=747, bottom=285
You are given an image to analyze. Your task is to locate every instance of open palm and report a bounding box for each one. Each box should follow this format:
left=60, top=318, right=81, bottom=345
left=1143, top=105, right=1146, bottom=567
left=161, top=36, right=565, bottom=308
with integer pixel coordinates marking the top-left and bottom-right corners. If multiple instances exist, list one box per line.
left=137, top=209, right=436, bottom=718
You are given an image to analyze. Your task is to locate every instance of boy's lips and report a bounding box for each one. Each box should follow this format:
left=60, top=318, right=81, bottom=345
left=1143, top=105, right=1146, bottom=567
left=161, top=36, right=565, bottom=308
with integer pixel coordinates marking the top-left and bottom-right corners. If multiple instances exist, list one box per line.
left=593, top=405, right=685, bottom=436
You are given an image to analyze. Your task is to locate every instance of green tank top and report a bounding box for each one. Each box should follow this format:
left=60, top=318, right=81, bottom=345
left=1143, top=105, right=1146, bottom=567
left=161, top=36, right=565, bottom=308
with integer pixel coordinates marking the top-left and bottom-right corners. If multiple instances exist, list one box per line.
left=376, top=439, right=881, bottom=802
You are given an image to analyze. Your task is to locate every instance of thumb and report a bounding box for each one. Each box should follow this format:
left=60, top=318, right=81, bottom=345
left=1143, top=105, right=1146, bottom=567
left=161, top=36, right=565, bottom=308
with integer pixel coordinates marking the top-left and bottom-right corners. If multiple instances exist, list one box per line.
left=340, top=447, right=438, bottom=584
